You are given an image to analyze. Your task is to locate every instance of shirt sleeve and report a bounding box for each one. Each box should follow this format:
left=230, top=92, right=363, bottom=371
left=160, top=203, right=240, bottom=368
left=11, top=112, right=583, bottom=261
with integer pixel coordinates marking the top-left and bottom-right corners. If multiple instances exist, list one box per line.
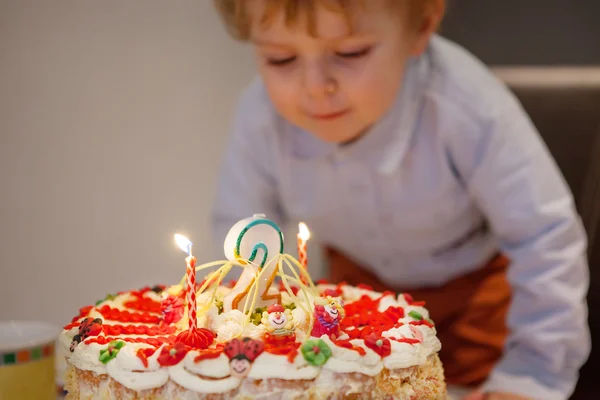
left=210, top=80, right=286, bottom=258
left=448, top=98, right=591, bottom=399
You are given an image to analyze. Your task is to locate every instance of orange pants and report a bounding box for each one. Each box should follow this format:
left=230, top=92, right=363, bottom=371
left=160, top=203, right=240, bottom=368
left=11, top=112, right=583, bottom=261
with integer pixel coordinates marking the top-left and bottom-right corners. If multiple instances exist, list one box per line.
left=327, top=247, right=511, bottom=387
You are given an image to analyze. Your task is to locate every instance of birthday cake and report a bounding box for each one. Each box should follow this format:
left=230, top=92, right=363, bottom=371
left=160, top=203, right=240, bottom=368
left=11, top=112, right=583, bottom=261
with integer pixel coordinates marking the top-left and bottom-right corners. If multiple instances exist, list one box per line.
left=58, top=215, right=446, bottom=399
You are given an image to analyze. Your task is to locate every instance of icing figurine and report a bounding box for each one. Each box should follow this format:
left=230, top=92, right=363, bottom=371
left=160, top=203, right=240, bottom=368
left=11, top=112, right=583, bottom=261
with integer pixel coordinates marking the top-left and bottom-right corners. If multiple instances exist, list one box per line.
left=311, top=296, right=345, bottom=340
left=262, top=303, right=297, bottom=345
left=224, top=337, right=264, bottom=378
left=70, top=317, right=103, bottom=352
left=262, top=304, right=295, bottom=335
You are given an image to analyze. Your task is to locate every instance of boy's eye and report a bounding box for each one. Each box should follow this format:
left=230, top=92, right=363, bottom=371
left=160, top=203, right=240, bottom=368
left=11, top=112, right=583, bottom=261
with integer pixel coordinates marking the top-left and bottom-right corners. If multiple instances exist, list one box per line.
left=336, top=47, right=372, bottom=59
left=266, top=56, right=296, bottom=66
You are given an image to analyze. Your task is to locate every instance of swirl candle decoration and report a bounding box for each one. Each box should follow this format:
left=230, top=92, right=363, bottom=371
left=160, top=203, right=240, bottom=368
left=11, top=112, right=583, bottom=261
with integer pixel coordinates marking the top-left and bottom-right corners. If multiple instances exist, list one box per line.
left=222, top=214, right=284, bottom=312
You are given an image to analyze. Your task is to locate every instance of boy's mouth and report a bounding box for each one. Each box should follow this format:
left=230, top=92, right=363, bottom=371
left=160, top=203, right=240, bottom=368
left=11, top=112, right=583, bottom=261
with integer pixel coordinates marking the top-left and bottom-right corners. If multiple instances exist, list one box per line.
left=309, top=109, right=349, bottom=121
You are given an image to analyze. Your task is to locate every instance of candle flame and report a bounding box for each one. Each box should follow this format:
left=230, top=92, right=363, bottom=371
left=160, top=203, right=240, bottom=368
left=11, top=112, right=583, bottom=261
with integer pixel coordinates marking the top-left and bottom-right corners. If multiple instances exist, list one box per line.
left=298, top=222, right=311, bottom=241
left=174, top=233, right=193, bottom=256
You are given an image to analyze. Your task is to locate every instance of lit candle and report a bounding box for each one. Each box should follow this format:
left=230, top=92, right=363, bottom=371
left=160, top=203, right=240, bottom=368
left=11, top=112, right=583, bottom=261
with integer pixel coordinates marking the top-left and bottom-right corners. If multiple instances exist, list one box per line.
left=172, top=234, right=214, bottom=349
left=174, top=234, right=197, bottom=330
left=297, top=222, right=310, bottom=270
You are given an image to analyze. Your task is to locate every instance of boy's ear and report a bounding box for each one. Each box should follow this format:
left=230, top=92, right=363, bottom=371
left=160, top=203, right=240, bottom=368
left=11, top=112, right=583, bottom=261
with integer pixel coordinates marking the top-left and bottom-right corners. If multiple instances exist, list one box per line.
left=410, top=0, right=446, bottom=57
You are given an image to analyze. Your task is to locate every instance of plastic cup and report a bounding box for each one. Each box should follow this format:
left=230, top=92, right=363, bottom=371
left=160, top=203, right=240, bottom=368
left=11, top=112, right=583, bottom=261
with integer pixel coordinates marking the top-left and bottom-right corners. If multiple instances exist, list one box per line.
left=0, top=320, right=60, bottom=400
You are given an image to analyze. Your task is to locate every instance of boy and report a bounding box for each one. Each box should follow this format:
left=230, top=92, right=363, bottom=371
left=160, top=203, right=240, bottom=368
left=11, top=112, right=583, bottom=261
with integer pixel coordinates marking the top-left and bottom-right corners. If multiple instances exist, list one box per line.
left=210, top=1, right=590, bottom=399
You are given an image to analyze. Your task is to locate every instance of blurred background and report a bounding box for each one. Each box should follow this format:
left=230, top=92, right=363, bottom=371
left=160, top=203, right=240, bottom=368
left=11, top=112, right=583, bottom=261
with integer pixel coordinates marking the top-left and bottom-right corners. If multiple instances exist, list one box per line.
left=1, top=0, right=598, bottom=398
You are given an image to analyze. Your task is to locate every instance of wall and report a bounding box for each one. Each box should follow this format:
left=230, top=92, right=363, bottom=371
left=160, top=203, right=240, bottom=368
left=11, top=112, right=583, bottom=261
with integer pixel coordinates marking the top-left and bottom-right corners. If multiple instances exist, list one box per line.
left=0, top=0, right=269, bottom=326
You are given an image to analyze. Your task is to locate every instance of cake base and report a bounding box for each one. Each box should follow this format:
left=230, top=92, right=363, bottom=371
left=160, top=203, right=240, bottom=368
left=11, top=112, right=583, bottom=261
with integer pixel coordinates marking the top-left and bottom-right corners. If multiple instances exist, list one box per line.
left=64, top=354, right=446, bottom=400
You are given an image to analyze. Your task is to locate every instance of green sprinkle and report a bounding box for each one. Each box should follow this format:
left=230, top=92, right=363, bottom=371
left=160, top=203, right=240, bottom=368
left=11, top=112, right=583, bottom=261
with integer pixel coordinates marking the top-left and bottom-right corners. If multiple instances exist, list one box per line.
left=284, top=303, right=296, bottom=311
left=408, top=310, right=423, bottom=320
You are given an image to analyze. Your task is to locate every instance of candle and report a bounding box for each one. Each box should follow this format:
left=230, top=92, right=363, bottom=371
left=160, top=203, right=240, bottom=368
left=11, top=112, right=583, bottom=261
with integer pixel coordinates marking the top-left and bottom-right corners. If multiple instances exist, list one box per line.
left=297, top=222, right=310, bottom=269
left=173, top=234, right=215, bottom=349
left=222, top=214, right=285, bottom=313
left=174, top=234, right=197, bottom=330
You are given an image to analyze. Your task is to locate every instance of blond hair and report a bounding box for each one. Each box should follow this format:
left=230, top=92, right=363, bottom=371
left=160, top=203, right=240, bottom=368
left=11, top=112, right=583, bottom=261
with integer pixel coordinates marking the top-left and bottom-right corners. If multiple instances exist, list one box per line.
left=214, top=0, right=439, bottom=41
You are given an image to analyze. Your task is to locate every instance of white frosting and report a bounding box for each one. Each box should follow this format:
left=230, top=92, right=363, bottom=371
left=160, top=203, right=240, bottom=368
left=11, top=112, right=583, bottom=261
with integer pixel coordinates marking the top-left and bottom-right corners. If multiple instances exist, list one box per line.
left=106, top=343, right=169, bottom=391
left=383, top=341, right=428, bottom=370
left=396, top=294, right=411, bottom=307
left=319, top=336, right=383, bottom=376
left=340, top=286, right=381, bottom=302
left=68, top=343, right=107, bottom=375
left=211, top=309, right=265, bottom=342
left=377, top=294, right=399, bottom=312
left=248, top=352, right=320, bottom=380
left=183, top=352, right=230, bottom=378
left=350, top=339, right=381, bottom=366
left=169, top=362, right=241, bottom=393
left=403, top=305, right=430, bottom=320
left=417, top=325, right=442, bottom=353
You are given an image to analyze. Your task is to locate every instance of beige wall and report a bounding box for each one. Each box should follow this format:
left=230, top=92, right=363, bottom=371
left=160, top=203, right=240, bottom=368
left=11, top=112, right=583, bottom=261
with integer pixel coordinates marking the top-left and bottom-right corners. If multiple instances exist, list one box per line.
left=0, top=0, right=325, bottom=326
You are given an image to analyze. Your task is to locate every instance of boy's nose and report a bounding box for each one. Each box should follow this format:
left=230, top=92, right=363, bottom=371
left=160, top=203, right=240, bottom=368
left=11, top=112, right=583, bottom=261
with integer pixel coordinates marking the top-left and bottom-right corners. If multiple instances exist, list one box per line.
left=303, top=62, right=337, bottom=99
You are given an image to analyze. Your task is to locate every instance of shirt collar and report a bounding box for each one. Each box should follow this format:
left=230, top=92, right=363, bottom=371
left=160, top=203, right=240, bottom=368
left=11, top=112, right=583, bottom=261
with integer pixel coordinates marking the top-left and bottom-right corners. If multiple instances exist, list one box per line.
left=289, top=52, right=431, bottom=174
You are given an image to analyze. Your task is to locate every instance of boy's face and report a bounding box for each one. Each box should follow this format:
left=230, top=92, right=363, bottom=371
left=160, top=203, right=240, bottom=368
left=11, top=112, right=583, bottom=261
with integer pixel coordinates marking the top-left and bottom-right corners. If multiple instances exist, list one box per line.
left=248, top=0, right=436, bottom=144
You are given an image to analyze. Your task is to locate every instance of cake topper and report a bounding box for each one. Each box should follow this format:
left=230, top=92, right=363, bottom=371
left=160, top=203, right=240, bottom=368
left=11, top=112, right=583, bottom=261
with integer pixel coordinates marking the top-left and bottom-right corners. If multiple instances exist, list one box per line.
left=311, top=295, right=345, bottom=340
left=222, top=214, right=285, bottom=312
left=224, top=337, right=264, bottom=378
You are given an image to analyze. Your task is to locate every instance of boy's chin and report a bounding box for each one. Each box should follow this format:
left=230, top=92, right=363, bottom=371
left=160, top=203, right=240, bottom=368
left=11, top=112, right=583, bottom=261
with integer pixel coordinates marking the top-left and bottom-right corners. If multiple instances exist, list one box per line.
left=311, top=129, right=367, bottom=145
left=302, top=122, right=368, bottom=145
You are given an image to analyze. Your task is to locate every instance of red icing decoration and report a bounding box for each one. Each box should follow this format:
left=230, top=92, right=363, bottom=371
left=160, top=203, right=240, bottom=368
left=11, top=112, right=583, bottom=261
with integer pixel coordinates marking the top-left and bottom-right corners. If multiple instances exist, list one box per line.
left=176, top=328, right=215, bottom=350
left=267, top=304, right=285, bottom=313
left=264, top=342, right=300, bottom=363
left=84, top=335, right=179, bottom=346
left=157, top=342, right=188, bottom=366
left=340, top=295, right=413, bottom=341
left=364, top=333, right=392, bottom=357
left=97, top=305, right=161, bottom=324
left=124, top=297, right=161, bottom=314
left=333, top=339, right=366, bottom=356
left=224, top=338, right=264, bottom=362
left=194, top=347, right=224, bottom=362
left=136, top=347, right=157, bottom=368
left=264, top=332, right=296, bottom=347
left=409, top=320, right=434, bottom=328
left=390, top=337, right=421, bottom=344
left=160, top=295, right=185, bottom=325
left=323, top=288, right=342, bottom=297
